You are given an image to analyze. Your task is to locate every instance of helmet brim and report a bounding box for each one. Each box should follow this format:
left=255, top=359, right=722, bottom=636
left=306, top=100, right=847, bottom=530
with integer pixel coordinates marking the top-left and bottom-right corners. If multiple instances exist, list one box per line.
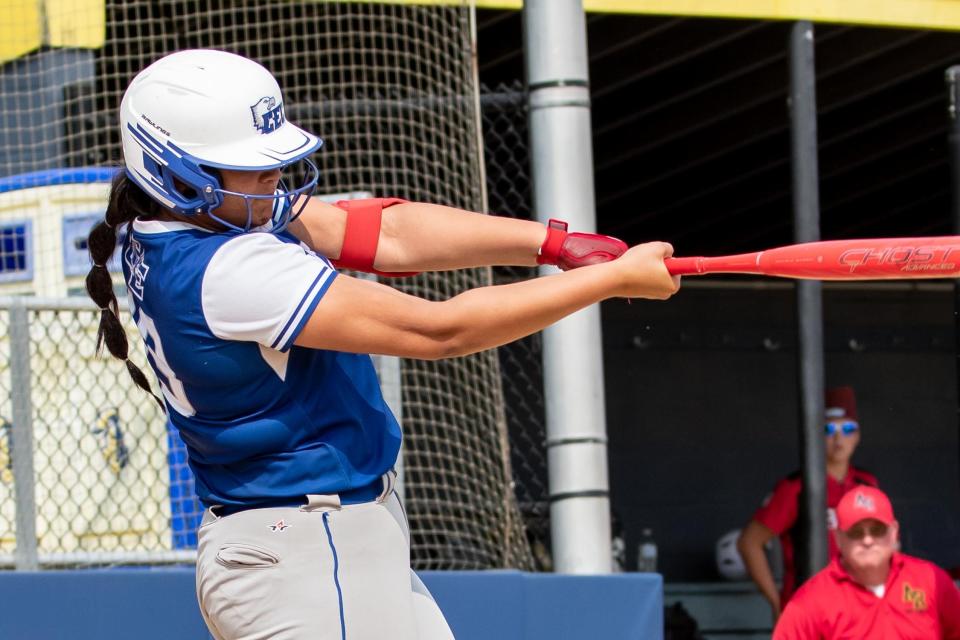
left=188, top=122, right=322, bottom=170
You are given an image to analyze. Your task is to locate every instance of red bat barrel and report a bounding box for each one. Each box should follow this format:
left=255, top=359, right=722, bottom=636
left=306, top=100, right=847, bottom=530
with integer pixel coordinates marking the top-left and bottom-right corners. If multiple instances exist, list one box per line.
left=664, top=237, right=960, bottom=280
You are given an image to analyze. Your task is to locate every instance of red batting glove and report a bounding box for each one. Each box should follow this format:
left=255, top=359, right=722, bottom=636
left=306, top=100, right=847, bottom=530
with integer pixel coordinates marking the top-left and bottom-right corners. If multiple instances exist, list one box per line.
left=536, top=218, right=628, bottom=271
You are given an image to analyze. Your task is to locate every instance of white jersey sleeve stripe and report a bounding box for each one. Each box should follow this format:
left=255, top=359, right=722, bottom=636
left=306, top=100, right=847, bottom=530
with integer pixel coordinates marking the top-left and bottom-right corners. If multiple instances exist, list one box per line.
left=271, top=267, right=336, bottom=351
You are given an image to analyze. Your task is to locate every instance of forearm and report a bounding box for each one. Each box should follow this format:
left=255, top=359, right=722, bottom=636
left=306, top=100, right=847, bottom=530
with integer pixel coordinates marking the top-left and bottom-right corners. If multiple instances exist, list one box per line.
left=375, top=203, right=547, bottom=271
left=740, top=540, right=780, bottom=607
left=299, top=263, right=617, bottom=358
left=297, top=241, right=676, bottom=357
left=435, top=262, right=622, bottom=357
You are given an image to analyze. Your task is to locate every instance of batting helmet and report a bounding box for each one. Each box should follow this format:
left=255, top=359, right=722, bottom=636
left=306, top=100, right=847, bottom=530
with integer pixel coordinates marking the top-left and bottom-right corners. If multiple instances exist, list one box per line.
left=716, top=529, right=747, bottom=580
left=119, top=49, right=322, bottom=232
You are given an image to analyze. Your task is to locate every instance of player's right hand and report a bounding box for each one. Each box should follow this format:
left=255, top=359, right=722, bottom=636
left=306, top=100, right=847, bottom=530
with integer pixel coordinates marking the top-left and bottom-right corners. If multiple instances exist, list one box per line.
left=609, top=242, right=681, bottom=300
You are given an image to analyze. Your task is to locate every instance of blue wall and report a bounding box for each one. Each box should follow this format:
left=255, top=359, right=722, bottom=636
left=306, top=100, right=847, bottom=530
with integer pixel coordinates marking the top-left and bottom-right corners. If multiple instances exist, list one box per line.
left=0, top=569, right=662, bottom=640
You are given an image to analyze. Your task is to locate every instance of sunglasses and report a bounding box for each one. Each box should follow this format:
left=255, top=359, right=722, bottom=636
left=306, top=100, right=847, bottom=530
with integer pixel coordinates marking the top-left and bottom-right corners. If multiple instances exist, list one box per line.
left=844, top=521, right=889, bottom=540
left=824, top=420, right=859, bottom=436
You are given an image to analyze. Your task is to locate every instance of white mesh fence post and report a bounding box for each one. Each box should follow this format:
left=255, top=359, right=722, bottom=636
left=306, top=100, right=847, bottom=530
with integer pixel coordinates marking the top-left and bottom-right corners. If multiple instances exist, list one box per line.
left=9, top=298, right=39, bottom=570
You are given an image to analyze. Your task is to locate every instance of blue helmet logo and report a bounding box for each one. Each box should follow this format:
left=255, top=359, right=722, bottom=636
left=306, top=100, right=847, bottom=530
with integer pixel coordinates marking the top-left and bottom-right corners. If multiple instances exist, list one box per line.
left=250, top=96, right=285, bottom=134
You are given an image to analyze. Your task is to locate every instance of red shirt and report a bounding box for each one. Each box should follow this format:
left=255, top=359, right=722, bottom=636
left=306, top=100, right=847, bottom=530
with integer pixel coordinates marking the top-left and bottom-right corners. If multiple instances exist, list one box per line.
left=752, top=467, right=878, bottom=603
left=774, top=553, right=960, bottom=640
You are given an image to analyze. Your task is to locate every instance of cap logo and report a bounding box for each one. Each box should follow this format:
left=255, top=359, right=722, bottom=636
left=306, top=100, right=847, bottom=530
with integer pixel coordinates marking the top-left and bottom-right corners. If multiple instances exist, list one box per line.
left=854, top=492, right=876, bottom=512
left=250, top=96, right=285, bottom=134
left=825, top=407, right=845, bottom=418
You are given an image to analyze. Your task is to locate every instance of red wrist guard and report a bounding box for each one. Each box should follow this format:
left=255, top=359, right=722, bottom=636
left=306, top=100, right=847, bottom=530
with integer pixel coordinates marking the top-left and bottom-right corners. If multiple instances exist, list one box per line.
left=331, top=198, right=419, bottom=277
left=537, top=218, right=628, bottom=271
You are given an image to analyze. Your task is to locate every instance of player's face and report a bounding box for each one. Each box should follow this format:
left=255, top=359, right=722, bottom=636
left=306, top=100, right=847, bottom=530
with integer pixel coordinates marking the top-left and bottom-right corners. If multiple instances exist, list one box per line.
left=215, top=167, right=283, bottom=228
left=837, top=518, right=898, bottom=572
left=825, top=419, right=860, bottom=465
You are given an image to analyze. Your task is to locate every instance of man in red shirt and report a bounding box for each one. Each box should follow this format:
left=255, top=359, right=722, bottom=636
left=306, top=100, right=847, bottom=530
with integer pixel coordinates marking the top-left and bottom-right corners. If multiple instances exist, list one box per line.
left=774, top=486, right=960, bottom=639
left=737, top=387, right=878, bottom=621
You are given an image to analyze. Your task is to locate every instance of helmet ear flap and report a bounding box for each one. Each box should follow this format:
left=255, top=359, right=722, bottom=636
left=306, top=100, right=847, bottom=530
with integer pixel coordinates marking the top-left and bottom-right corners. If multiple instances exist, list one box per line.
left=123, top=123, right=225, bottom=215
left=171, top=177, right=199, bottom=200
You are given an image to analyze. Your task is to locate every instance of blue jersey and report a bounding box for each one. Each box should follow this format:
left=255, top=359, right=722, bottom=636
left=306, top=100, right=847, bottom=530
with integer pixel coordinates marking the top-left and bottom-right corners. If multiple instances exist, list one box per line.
left=121, top=218, right=402, bottom=509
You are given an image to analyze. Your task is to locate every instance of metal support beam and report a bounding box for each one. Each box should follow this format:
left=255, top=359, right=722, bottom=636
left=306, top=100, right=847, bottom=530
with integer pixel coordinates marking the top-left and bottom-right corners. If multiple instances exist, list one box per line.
left=789, top=21, right=828, bottom=583
left=524, top=0, right=612, bottom=573
left=9, top=298, right=38, bottom=571
left=945, top=65, right=960, bottom=492
left=374, top=354, right=405, bottom=503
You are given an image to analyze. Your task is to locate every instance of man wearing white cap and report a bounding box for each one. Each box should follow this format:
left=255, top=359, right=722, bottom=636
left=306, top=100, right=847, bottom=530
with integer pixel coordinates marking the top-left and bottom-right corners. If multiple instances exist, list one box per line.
left=774, top=486, right=960, bottom=639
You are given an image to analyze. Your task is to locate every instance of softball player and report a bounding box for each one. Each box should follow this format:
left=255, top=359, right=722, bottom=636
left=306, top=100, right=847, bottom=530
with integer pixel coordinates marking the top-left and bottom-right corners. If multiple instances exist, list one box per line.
left=85, top=49, right=680, bottom=640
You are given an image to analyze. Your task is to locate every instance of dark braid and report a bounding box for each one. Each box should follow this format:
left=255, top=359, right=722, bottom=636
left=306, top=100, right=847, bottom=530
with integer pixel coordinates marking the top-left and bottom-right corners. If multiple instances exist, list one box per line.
left=85, top=170, right=166, bottom=411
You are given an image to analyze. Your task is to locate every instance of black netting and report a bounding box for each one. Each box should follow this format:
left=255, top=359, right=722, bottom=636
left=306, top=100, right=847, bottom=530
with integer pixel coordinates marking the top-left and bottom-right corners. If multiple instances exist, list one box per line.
left=481, top=82, right=552, bottom=570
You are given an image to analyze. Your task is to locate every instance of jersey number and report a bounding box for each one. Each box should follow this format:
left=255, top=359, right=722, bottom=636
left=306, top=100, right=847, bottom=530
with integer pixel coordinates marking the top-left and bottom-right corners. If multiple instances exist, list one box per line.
left=137, top=310, right=196, bottom=417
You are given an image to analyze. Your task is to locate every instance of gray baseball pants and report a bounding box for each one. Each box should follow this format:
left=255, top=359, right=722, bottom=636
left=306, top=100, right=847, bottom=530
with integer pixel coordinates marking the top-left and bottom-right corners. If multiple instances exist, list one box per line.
left=195, top=475, right=455, bottom=640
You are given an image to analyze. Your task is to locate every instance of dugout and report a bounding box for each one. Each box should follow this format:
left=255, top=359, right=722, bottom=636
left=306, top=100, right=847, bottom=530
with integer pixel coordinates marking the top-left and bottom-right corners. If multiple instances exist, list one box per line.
left=476, top=0, right=960, bottom=626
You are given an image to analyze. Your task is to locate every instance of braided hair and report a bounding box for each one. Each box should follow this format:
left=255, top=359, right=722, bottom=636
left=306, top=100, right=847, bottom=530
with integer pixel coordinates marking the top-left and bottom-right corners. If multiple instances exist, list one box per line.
left=85, top=170, right=165, bottom=410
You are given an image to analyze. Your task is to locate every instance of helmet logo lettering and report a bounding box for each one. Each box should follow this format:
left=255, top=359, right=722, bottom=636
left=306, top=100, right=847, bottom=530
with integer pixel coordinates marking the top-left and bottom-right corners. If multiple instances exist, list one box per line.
left=139, top=113, right=171, bottom=137
left=250, top=96, right=285, bottom=134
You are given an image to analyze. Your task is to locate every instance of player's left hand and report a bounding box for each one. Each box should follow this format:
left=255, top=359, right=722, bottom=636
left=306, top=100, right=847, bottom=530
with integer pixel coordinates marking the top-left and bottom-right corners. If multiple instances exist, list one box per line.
left=537, top=219, right=628, bottom=270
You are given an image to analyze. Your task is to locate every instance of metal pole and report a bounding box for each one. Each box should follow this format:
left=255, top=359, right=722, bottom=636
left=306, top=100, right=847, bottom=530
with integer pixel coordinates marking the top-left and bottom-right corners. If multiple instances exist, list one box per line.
left=945, top=66, right=960, bottom=491
left=9, top=298, right=39, bottom=571
left=789, top=21, right=828, bottom=583
left=524, top=0, right=612, bottom=573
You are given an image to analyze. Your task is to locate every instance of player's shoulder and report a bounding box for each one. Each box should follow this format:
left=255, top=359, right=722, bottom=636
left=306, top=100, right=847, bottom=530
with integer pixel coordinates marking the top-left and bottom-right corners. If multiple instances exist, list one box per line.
left=208, top=229, right=318, bottom=265
left=131, top=218, right=238, bottom=262
left=754, top=472, right=801, bottom=509
left=777, top=470, right=804, bottom=491
left=792, top=563, right=840, bottom=602
left=897, top=553, right=949, bottom=579
left=218, top=229, right=294, bottom=249
left=851, top=467, right=879, bottom=486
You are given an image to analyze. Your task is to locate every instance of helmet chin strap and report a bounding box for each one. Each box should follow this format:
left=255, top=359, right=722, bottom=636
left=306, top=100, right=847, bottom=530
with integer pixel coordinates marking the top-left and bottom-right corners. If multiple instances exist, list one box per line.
left=203, top=199, right=255, bottom=233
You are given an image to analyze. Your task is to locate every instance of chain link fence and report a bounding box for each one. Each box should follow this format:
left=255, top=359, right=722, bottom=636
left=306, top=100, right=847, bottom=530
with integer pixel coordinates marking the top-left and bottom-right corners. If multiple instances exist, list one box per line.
left=0, top=297, right=194, bottom=568
left=0, top=78, right=551, bottom=572
left=480, top=82, right=552, bottom=570
left=1, top=2, right=542, bottom=572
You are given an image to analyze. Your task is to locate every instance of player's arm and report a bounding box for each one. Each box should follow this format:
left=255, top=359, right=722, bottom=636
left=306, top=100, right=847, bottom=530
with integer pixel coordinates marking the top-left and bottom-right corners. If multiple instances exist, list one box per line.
left=294, top=241, right=679, bottom=357
left=288, top=198, right=625, bottom=273
left=739, top=479, right=799, bottom=621
left=738, top=520, right=782, bottom=619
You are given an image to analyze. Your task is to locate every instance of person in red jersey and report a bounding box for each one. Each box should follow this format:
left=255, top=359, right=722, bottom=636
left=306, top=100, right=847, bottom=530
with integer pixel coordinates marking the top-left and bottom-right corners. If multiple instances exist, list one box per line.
left=738, top=386, right=878, bottom=621
left=773, top=486, right=960, bottom=639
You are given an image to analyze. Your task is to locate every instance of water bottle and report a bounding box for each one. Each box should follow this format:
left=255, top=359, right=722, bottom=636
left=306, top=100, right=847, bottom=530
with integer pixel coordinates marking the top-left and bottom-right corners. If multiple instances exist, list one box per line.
left=611, top=534, right=626, bottom=573
left=637, top=527, right=658, bottom=572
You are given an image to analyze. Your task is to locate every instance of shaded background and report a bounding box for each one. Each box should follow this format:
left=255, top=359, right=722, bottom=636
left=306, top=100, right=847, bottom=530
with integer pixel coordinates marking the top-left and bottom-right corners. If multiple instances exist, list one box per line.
left=478, top=9, right=960, bottom=581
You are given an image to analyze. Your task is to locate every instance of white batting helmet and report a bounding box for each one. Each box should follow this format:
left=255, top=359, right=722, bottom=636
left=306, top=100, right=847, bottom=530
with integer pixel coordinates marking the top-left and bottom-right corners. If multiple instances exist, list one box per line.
left=716, top=529, right=747, bottom=580
left=120, top=49, right=322, bottom=232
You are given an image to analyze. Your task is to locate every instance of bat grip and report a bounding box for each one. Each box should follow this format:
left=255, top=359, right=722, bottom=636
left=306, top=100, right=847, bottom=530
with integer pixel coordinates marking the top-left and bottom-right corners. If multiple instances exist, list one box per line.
left=663, top=257, right=703, bottom=275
